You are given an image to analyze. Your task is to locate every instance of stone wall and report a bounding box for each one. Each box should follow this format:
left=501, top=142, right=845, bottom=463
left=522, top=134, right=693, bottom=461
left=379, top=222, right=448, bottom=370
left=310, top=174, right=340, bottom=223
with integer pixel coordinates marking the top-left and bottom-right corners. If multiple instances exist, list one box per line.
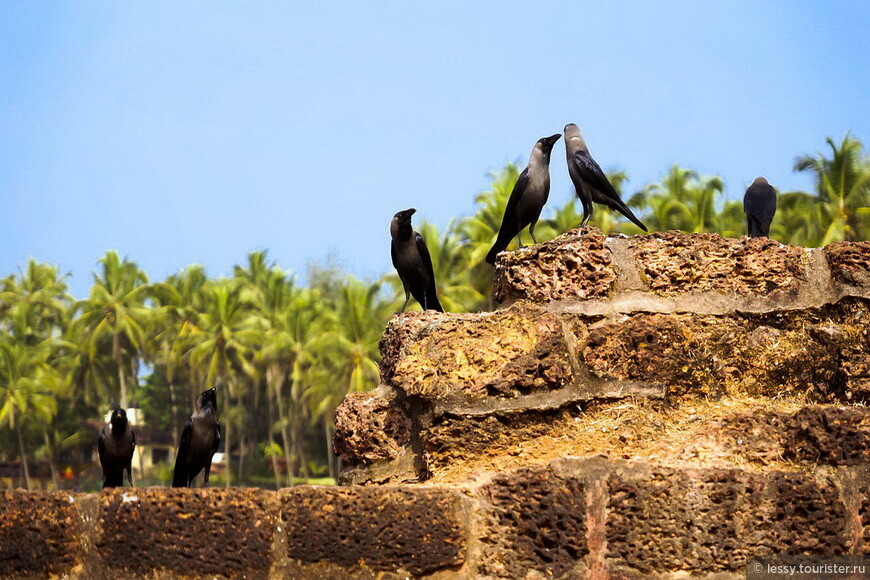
left=3, top=231, right=869, bottom=579
left=2, top=459, right=868, bottom=578
left=336, top=230, right=870, bottom=485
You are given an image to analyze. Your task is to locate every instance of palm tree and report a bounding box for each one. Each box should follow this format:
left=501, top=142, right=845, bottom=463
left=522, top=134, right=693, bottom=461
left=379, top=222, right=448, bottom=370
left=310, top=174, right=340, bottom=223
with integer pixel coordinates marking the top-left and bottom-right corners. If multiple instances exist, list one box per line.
left=0, top=260, right=72, bottom=345
left=770, top=191, right=821, bottom=246
left=274, top=287, right=330, bottom=483
left=0, top=337, right=62, bottom=489
left=70, top=252, right=151, bottom=408
left=629, top=165, right=727, bottom=234
left=310, top=274, right=391, bottom=478
left=186, top=278, right=263, bottom=486
left=460, top=164, right=522, bottom=263
left=0, top=261, right=73, bottom=487
left=793, top=134, right=870, bottom=244
left=234, top=251, right=308, bottom=485
left=146, top=265, right=209, bottom=446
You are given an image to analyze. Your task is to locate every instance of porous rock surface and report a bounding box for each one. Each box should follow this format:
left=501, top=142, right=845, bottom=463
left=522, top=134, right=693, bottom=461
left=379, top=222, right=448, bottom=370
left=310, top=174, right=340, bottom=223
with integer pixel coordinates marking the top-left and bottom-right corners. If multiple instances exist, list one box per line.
left=329, top=232, right=870, bottom=577
left=6, top=232, right=870, bottom=579
left=5, top=457, right=867, bottom=578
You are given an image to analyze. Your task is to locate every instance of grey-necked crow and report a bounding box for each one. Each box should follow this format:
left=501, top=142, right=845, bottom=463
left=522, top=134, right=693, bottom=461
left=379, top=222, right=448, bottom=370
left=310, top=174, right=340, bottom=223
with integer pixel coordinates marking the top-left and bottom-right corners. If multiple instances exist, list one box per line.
left=564, top=123, right=647, bottom=231
left=486, top=133, right=562, bottom=264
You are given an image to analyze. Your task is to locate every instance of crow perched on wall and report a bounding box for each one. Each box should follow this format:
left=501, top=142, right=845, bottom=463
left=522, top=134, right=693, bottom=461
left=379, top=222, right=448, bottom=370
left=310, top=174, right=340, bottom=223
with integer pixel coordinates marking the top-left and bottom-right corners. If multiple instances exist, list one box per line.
left=486, top=133, right=562, bottom=264
left=744, top=176, right=777, bottom=237
left=98, top=406, right=135, bottom=489
left=172, top=386, right=221, bottom=488
left=564, top=123, right=647, bottom=232
left=390, top=208, right=443, bottom=312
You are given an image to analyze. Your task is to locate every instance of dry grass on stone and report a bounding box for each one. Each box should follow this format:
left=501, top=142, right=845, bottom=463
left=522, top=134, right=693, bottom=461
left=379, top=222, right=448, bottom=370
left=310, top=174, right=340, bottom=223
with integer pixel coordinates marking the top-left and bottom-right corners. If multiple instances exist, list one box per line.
left=423, top=395, right=854, bottom=485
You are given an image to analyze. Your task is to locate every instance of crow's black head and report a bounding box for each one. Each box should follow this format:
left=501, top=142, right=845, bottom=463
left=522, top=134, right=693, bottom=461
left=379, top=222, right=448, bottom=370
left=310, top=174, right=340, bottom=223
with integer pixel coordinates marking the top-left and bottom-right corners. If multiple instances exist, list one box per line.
left=199, top=386, right=218, bottom=412
left=538, top=133, right=562, bottom=152
left=393, top=208, right=417, bottom=224
left=110, top=407, right=128, bottom=427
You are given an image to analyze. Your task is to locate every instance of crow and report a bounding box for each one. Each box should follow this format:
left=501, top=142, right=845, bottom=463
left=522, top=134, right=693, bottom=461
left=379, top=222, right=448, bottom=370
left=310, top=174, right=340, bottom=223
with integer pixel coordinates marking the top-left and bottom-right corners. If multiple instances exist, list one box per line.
left=390, top=208, right=443, bottom=312
left=98, top=406, right=135, bottom=488
left=564, top=123, right=647, bottom=231
left=172, top=386, right=221, bottom=488
left=486, top=133, right=562, bottom=264
left=744, top=176, right=777, bottom=237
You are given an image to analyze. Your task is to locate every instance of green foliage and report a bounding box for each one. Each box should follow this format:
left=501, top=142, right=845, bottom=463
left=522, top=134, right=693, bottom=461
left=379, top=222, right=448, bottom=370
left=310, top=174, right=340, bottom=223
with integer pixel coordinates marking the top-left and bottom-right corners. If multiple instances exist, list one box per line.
left=0, top=134, right=866, bottom=489
left=789, top=135, right=870, bottom=245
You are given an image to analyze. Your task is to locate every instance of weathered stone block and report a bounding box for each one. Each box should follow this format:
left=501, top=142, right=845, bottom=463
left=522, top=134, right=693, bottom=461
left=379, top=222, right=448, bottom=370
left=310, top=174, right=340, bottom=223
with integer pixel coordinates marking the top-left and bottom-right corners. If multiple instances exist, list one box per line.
left=607, top=468, right=849, bottom=574
left=96, top=488, right=275, bottom=576
left=421, top=407, right=584, bottom=474
left=708, top=406, right=870, bottom=467
left=492, top=227, right=616, bottom=304
left=582, top=301, right=869, bottom=400
left=333, top=386, right=412, bottom=465
left=826, top=241, right=870, bottom=287
left=784, top=407, right=870, bottom=465
left=477, top=467, right=588, bottom=578
left=0, top=491, right=81, bottom=577
left=281, top=486, right=466, bottom=576
left=381, top=303, right=574, bottom=407
left=630, top=232, right=807, bottom=295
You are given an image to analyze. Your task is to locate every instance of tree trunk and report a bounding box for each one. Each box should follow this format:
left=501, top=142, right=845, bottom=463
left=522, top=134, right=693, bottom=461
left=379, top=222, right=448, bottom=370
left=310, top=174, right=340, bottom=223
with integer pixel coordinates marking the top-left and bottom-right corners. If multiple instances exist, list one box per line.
left=237, top=431, right=245, bottom=485
left=42, top=428, right=60, bottom=489
left=267, top=384, right=281, bottom=488
left=14, top=410, right=32, bottom=490
left=113, top=333, right=128, bottom=408
left=168, top=380, right=179, bottom=448
left=324, top=420, right=336, bottom=480
left=273, top=369, right=296, bottom=485
left=223, top=418, right=231, bottom=488
left=293, top=418, right=309, bottom=480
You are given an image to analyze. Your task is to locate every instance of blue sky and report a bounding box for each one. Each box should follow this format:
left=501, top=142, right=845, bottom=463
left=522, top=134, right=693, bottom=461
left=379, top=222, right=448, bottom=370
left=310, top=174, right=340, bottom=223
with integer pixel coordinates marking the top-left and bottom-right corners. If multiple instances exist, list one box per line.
left=2, top=2, right=868, bottom=297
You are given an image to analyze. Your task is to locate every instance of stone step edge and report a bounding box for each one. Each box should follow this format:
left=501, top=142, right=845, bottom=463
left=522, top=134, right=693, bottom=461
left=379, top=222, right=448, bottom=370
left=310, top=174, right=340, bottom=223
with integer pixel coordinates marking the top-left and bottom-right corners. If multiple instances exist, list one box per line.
left=499, top=238, right=869, bottom=315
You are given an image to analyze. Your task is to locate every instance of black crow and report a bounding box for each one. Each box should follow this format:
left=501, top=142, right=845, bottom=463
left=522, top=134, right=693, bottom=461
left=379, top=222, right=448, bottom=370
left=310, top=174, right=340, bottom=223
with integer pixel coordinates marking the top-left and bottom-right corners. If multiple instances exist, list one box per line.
left=486, top=133, right=562, bottom=264
left=744, top=176, right=777, bottom=237
left=564, top=123, right=647, bottom=231
left=390, top=208, right=443, bottom=312
left=172, top=386, right=221, bottom=488
left=98, top=406, right=135, bottom=488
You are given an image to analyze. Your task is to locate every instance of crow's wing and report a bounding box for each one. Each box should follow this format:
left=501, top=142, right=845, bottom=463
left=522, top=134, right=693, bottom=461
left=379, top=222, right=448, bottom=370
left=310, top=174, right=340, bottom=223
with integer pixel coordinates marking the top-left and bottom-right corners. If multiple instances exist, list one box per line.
left=390, top=240, right=399, bottom=271
left=213, top=420, right=222, bottom=455
left=573, top=150, right=620, bottom=201
left=171, top=419, right=193, bottom=487
left=415, top=232, right=443, bottom=312
left=573, top=150, right=647, bottom=231
left=501, top=168, right=530, bottom=232
left=486, top=168, right=530, bottom=264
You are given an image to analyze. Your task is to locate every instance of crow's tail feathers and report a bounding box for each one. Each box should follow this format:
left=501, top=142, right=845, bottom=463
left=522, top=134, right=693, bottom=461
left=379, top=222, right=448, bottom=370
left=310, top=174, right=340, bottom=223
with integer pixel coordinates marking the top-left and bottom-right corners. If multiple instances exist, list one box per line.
left=102, top=471, right=124, bottom=489
left=426, top=291, right=443, bottom=313
left=485, top=230, right=513, bottom=265
left=747, top=216, right=769, bottom=238
left=613, top=200, right=648, bottom=232
left=424, top=282, right=443, bottom=312
left=171, top=461, right=188, bottom=488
